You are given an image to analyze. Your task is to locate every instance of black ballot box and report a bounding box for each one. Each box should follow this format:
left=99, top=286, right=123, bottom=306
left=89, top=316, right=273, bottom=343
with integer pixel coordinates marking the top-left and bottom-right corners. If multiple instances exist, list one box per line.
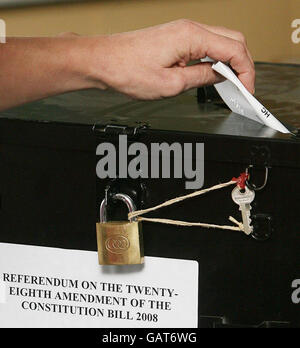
left=0, top=63, right=300, bottom=328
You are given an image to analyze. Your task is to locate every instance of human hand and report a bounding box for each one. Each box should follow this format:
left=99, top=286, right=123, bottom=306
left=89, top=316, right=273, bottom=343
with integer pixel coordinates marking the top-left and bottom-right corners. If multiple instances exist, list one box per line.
left=86, top=19, right=255, bottom=99
left=0, top=20, right=254, bottom=111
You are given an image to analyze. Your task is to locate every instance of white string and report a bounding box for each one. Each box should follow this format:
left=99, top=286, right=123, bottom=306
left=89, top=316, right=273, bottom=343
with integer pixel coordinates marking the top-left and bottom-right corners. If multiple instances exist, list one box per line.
left=128, top=180, right=246, bottom=234
left=137, top=216, right=244, bottom=232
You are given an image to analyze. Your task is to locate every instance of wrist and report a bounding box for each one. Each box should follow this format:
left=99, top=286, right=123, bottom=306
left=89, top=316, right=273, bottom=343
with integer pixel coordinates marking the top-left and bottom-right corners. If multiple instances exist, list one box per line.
left=72, top=35, right=109, bottom=91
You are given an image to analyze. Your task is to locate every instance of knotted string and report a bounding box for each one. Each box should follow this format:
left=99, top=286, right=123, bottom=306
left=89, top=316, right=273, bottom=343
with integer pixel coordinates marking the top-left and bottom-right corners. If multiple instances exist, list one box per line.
left=128, top=180, right=247, bottom=234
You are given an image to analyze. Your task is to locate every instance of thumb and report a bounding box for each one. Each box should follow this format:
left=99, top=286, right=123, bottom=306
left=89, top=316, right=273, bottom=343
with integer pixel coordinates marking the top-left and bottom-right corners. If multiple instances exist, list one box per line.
left=177, top=62, right=225, bottom=90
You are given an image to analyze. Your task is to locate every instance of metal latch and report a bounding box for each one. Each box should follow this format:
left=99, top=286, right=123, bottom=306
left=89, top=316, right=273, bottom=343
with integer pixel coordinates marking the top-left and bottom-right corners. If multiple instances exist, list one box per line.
left=92, top=123, right=149, bottom=138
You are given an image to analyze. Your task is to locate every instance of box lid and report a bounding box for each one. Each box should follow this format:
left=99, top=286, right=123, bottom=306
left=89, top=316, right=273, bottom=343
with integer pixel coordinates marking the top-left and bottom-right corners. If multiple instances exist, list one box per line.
left=0, top=63, right=299, bottom=167
left=0, top=63, right=299, bottom=138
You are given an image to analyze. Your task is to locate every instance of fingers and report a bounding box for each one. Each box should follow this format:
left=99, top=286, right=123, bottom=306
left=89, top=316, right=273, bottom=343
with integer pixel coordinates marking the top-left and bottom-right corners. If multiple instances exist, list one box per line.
left=173, top=20, right=255, bottom=94
left=192, top=22, right=254, bottom=68
left=186, top=26, right=255, bottom=94
left=171, top=62, right=225, bottom=91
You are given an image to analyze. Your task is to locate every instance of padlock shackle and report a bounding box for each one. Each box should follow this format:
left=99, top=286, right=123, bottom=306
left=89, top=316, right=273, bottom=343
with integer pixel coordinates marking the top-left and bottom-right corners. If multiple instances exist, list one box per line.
left=99, top=193, right=137, bottom=223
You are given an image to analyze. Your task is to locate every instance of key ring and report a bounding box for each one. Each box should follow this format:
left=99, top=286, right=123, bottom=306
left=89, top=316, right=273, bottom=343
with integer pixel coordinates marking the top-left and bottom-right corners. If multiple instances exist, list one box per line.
left=245, top=165, right=269, bottom=191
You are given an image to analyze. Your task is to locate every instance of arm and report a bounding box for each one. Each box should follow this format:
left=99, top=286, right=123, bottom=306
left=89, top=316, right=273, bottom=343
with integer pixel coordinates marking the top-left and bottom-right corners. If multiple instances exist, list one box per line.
left=0, top=36, right=98, bottom=111
left=0, top=20, right=255, bottom=111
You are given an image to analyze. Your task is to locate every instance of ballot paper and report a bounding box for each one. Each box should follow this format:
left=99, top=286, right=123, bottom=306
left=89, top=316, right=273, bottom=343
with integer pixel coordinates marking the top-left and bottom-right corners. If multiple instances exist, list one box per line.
left=212, top=61, right=290, bottom=134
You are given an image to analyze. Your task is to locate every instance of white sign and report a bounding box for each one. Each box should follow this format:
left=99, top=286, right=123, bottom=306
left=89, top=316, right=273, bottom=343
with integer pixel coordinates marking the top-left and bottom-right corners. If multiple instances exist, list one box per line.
left=0, top=243, right=198, bottom=328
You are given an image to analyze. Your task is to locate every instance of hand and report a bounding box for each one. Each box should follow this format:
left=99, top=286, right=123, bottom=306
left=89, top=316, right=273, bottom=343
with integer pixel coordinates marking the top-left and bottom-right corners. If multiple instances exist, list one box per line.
left=87, top=19, right=255, bottom=99
left=0, top=20, right=255, bottom=111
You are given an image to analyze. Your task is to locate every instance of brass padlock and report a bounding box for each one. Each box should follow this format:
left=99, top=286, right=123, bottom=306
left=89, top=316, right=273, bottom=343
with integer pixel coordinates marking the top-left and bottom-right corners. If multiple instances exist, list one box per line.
left=96, top=193, right=144, bottom=265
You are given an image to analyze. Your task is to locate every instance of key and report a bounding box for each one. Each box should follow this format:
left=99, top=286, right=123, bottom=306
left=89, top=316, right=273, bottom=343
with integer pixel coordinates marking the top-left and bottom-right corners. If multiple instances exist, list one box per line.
left=231, top=186, right=255, bottom=235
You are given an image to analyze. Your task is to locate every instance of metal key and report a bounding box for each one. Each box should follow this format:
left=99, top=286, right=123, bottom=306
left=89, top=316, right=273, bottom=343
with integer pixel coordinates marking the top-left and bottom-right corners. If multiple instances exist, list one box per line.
left=231, top=186, right=255, bottom=235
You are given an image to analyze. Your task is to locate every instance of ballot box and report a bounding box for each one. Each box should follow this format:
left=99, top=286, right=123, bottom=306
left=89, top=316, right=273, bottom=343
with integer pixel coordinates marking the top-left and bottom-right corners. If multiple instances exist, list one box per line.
left=0, top=63, right=299, bottom=328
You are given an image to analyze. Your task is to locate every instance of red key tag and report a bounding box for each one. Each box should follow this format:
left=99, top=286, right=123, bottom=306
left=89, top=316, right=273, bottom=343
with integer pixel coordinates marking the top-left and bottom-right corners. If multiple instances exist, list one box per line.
left=232, top=172, right=249, bottom=190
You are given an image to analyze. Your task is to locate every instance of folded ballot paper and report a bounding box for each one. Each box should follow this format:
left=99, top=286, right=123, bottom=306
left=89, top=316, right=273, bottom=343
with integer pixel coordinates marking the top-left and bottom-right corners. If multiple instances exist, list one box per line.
left=211, top=61, right=290, bottom=134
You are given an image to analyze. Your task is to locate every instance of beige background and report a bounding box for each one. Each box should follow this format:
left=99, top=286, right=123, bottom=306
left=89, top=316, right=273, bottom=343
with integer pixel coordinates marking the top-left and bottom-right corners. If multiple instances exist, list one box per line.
left=1, top=0, right=300, bottom=63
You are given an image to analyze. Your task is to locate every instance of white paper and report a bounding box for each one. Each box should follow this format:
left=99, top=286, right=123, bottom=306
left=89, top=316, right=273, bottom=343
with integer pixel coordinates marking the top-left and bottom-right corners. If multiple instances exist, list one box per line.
left=0, top=242, right=198, bottom=328
left=0, top=281, right=6, bottom=304
left=212, top=61, right=290, bottom=134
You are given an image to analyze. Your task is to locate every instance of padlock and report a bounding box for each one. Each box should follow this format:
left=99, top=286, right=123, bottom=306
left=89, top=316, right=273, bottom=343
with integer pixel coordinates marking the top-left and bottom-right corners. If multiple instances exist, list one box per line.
left=96, top=193, right=144, bottom=265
